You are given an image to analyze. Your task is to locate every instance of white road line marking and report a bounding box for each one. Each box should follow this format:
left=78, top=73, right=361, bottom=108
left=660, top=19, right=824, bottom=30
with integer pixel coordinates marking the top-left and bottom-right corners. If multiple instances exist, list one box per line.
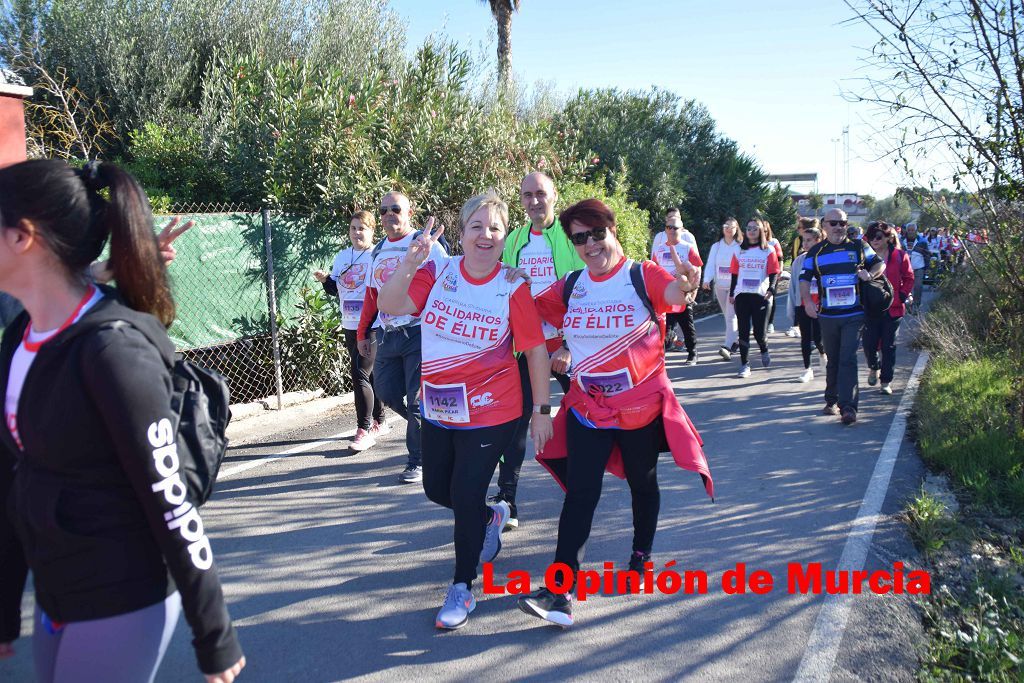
left=793, top=350, right=930, bottom=682
left=219, top=428, right=358, bottom=478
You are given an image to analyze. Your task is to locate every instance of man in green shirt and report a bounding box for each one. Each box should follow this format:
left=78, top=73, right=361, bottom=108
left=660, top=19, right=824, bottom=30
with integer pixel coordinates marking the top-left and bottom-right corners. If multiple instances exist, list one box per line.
left=492, top=172, right=585, bottom=530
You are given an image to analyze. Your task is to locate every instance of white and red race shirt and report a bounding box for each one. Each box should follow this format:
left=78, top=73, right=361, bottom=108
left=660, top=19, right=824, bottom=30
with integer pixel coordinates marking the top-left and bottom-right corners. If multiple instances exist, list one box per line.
left=329, top=246, right=372, bottom=331
left=730, top=247, right=781, bottom=297
left=408, top=256, right=545, bottom=429
left=517, top=229, right=560, bottom=347
left=707, top=239, right=742, bottom=289
left=6, top=287, right=103, bottom=450
left=535, top=258, right=676, bottom=428
left=651, top=241, right=703, bottom=314
left=367, top=232, right=447, bottom=330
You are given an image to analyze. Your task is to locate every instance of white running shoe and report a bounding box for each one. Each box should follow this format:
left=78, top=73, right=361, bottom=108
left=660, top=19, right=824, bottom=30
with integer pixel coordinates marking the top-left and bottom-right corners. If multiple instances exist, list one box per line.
left=798, top=368, right=814, bottom=383
left=370, top=421, right=392, bottom=437
left=819, top=352, right=828, bottom=373
left=880, top=383, right=893, bottom=395
left=785, top=327, right=799, bottom=338
left=480, top=500, right=510, bottom=564
left=435, top=583, right=476, bottom=630
left=350, top=428, right=376, bottom=452
left=737, top=364, right=751, bottom=378
left=767, top=324, right=775, bottom=334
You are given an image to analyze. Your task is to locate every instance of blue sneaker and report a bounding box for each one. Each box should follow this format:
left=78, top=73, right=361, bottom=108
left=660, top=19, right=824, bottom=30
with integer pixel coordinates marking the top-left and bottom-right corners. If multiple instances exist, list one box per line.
left=435, top=583, right=475, bottom=630
left=480, top=500, right=510, bottom=565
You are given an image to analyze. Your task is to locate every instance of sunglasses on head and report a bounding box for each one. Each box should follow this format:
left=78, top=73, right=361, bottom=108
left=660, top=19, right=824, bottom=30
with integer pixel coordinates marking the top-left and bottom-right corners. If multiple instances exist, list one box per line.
left=827, top=220, right=848, bottom=227
left=379, top=205, right=402, bottom=215
left=569, top=226, right=608, bottom=246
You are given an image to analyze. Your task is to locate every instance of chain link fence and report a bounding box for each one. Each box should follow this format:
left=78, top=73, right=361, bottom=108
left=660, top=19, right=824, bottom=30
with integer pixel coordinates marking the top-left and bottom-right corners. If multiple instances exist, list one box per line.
left=164, top=203, right=351, bottom=409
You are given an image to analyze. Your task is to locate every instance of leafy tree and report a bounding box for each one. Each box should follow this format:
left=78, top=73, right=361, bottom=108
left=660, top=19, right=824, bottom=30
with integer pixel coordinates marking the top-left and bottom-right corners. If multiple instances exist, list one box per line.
left=559, top=170, right=650, bottom=262
left=807, top=191, right=824, bottom=218
left=868, top=194, right=912, bottom=225
left=558, top=87, right=772, bottom=249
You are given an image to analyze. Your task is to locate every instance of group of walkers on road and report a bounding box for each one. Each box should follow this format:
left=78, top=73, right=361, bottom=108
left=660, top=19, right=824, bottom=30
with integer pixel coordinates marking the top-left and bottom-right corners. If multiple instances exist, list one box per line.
left=0, top=154, right=960, bottom=682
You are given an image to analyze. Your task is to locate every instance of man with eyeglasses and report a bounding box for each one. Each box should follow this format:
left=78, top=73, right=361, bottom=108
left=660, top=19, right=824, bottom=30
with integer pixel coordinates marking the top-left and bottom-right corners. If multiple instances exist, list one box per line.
left=800, top=208, right=885, bottom=425
left=357, top=191, right=448, bottom=483
left=651, top=209, right=703, bottom=364
left=491, top=171, right=585, bottom=529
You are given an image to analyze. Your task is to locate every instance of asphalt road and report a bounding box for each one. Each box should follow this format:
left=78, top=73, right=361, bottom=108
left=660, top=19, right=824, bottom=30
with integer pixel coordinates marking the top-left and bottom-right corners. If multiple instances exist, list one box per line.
left=6, top=292, right=931, bottom=682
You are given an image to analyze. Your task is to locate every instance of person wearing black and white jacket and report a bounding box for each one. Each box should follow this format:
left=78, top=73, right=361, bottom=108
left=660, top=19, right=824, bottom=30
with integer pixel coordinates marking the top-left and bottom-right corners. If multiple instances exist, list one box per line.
left=0, top=160, right=244, bottom=683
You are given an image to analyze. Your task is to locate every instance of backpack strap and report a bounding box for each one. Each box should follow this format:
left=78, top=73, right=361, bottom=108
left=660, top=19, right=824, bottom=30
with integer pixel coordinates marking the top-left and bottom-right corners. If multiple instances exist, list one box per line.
left=561, top=269, right=584, bottom=309
left=629, top=262, right=657, bottom=323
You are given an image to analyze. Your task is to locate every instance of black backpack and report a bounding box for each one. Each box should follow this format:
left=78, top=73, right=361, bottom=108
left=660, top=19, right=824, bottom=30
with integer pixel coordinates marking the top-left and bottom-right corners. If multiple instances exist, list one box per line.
left=561, top=262, right=665, bottom=340
left=813, top=240, right=894, bottom=317
left=106, top=321, right=231, bottom=506
left=168, top=358, right=232, bottom=506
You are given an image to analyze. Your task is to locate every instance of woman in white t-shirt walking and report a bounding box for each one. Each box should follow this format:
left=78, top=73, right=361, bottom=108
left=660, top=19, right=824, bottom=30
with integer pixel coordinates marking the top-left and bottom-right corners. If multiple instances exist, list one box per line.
left=701, top=218, right=742, bottom=360
left=729, top=218, right=782, bottom=378
left=314, top=211, right=388, bottom=452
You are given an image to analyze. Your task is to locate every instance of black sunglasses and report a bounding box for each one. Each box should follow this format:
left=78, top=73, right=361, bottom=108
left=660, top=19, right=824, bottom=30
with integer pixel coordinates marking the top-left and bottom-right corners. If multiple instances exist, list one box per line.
left=379, top=205, right=402, bottom=215
left=665, top=226, right=680, bottom=231
left=569, top=227, right=608, bottom=246
left=827, top=220, right=849, bottom=227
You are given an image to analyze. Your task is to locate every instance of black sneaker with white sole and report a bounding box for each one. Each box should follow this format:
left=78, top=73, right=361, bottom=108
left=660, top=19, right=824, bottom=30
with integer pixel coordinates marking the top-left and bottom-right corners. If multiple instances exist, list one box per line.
left=518, top=587, right=573, bottom=627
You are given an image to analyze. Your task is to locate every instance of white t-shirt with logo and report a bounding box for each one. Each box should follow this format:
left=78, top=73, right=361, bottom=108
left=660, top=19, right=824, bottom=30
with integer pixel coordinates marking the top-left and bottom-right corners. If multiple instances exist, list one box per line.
left=367, top=232, right=447, bottom=330
left=730, top=248, right=781, bottom=297
left=6, top=288, right=104, bottom=449
left=518, top=230, right=560, bottom=341
left=329, top=247, right=372, bottom=330
left=706, top=240, right=742, bottom=289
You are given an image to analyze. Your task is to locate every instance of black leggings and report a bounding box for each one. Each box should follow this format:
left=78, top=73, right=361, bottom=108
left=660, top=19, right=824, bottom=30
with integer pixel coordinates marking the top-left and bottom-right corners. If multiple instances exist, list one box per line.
left=496, top=352, right=570, bottom=503
left=766, top=290, right=778, bottom=327
left=343, top=329, right=384, bottom=430
left=553, top=411, right=663, bottom=572
left=733, top=293, right=769, bottom=364
left=422, top=419, right=519, bottom=587
left=665, top=308, right=696, bottom=353
left=794, top=307, right=824, bottom=369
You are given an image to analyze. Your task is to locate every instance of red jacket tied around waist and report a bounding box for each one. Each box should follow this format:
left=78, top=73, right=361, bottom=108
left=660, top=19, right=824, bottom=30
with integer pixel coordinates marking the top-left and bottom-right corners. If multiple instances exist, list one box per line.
left=536, top=369, right=714, bottom=499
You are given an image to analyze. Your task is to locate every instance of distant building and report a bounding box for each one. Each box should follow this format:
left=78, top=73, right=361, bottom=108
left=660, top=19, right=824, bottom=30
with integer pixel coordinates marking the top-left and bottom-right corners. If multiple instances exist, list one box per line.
left=0, top=70, right=32, bottom=168
left=789, top=192, right=870, bottom=220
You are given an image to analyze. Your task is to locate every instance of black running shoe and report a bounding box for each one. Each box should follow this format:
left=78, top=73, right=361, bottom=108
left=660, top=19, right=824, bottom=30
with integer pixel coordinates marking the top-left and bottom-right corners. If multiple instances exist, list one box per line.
left=488, top=493, right=519, bottom=530
left=518, top=588, right=573, bottom=627
left=628, top=550, right=651, bottom=573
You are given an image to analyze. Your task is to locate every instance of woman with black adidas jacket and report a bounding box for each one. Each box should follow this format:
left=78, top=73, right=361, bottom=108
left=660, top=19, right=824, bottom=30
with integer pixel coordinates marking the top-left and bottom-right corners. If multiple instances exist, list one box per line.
left=0, top=160, right=244, bottom=682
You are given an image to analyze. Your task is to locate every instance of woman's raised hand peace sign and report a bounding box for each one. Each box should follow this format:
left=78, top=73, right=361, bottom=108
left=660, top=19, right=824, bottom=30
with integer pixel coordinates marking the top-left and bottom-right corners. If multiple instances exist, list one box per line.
left=404, top=217, right=445, bottom=267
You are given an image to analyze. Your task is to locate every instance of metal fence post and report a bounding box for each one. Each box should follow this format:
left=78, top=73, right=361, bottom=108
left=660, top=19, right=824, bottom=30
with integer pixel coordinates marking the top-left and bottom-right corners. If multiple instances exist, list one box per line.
left=262, top=208, right=285, bottom=410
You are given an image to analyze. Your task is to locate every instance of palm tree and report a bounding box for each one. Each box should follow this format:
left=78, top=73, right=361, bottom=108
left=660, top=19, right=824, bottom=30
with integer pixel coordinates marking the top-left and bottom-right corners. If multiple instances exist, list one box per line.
left=481, top=0, right=520, bottom=92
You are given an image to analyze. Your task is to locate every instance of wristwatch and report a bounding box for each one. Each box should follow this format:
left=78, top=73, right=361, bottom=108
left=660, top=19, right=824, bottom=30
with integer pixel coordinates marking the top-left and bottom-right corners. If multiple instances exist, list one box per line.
left=533, top=404, right=552, bottom=415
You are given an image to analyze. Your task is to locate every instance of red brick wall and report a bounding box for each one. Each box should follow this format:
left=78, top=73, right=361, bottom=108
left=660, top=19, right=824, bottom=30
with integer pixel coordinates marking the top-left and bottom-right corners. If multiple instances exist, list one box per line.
left=0, top=94, right=28, bottom=169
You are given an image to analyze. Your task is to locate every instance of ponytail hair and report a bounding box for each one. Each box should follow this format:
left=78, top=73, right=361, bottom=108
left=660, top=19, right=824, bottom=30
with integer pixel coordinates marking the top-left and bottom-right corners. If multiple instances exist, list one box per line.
left=0, top=159, right=175, bottom=326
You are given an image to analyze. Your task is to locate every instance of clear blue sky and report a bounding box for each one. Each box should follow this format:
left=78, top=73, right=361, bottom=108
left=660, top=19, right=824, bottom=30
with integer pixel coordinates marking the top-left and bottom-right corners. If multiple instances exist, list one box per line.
left=387, top=0, right=908, bottom=199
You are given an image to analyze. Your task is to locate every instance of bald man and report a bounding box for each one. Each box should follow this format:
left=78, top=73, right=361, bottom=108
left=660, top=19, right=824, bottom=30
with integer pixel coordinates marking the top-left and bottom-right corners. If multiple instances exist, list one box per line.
left=492, top=172, right=585, bottom=530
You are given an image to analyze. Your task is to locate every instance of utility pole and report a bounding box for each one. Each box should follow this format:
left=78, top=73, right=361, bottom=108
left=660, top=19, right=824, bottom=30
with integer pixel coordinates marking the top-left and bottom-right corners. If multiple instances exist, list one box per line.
left=831, top=137, right=840, bottom=202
